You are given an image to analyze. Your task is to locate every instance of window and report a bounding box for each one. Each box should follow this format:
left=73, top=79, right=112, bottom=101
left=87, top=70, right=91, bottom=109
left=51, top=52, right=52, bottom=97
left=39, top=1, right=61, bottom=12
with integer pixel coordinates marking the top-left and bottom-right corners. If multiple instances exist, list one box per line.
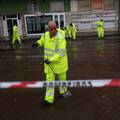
left=26, top=15, right=52, bottom=34
left=104, top=0, right=115, bottom=10
left=60, top=15, right=64, bottom=29
left=32, top=0, right=39, bottom=12
left=92, top=0, right=103, bottom=11
left=27, top=0, right=39, bottom=13
left=78, top=0, right=92, bottom=12
left=49, top=1, right=64, bottom=12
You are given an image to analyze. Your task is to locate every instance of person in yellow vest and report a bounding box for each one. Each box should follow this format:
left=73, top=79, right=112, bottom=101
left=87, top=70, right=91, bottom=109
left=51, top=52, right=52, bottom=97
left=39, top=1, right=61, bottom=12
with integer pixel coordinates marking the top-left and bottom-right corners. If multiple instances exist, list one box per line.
left=32, top=21, right=71, bottom=104
left=12, top=24, right=21, bottom=45
left=97, top=19, right=104, bottom=40
left=68, top=23, right=76, bottom=40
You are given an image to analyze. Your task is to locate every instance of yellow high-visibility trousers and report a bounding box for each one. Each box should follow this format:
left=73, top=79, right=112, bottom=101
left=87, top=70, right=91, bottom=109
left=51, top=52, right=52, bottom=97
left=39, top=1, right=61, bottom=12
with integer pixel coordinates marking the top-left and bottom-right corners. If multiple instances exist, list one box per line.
left=12, top=36, right=21, bottom=45
left=45, top=67, right=67, bottom=103
left=97, top=28, right=104, bottom=39
left=68, top=30, right=76, bottom=39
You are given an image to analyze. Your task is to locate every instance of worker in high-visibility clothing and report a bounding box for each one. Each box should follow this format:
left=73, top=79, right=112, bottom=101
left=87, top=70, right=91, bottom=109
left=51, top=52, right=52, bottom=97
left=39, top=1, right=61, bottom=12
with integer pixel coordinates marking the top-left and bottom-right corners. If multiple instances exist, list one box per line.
left=32, top=21, right=71, bottom=104
left=68, top=23, right=76, bottom=40
left=12, top=24, right=21, bottom=45
left=97, top=19, right=104, bottom=39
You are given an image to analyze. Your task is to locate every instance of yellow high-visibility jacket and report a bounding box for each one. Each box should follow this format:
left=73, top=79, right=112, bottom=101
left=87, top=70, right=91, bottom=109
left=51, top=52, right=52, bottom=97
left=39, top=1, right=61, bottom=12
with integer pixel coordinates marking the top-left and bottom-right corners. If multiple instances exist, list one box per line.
left=97, top=20, right=104, bottom=32
left=13, top=25, right=20, bottom=38
left=68, top=23, right=76, bottom=33
left=37, top=29, right=68, bottom=74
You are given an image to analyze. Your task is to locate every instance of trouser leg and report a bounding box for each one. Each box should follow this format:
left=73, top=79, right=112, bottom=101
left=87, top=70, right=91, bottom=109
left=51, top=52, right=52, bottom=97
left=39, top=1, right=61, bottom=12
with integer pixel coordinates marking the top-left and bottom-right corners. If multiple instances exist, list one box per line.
left=72, top=31, right=76, bottom=39
left=101, top=30, right=104, bottom=38
left=68, top=30, right=72, bottom=38
left=12, top=37, right=16, bottom=45
left=45, top=69, right=55, bottom=103
left=17, top=36, right=22, bottom=45
left=98, top=29, right=104, bottom=39
left=58, top=72, right=67, bottom=94
left=98, top=31, right=101, bottom=39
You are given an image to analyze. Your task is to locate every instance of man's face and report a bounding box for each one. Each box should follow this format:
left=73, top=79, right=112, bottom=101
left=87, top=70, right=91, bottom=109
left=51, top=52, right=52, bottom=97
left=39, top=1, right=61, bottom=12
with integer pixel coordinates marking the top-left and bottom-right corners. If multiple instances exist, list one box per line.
left=48, top=25, right=57, bottom=37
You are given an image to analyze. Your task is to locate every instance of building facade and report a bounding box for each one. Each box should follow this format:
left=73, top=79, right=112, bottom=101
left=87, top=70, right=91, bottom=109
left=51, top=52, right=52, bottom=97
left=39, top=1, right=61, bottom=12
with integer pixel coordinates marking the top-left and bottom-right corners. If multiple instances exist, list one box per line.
left=0, top=0, right=119, bottom=40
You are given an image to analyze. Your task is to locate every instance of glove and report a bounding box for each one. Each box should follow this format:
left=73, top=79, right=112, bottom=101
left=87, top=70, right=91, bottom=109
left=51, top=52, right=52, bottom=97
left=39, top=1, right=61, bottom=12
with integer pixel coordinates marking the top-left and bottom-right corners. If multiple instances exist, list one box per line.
left=32, top=42, right=39, bottom=48
left=44, top=59, right=50, bottom=65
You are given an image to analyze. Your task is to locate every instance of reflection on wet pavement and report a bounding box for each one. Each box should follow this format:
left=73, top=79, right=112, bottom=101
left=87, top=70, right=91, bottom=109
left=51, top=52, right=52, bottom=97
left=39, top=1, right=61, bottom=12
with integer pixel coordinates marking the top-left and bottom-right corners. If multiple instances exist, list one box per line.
left=0, top=35, right=120, bottom=81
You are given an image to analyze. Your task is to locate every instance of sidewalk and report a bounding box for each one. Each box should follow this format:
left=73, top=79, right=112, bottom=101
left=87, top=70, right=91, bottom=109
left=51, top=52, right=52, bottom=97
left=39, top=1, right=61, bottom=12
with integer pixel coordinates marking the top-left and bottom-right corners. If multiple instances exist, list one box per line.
left=0, top=30, right=120, bottom=42
left=77, top=30, right=120, bottom=37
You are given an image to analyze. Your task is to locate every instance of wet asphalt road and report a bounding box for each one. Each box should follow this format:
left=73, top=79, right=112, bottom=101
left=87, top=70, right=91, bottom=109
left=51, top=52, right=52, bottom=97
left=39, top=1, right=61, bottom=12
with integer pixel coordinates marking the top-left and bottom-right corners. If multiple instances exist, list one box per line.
left=0, top=35, right=120, bottom=120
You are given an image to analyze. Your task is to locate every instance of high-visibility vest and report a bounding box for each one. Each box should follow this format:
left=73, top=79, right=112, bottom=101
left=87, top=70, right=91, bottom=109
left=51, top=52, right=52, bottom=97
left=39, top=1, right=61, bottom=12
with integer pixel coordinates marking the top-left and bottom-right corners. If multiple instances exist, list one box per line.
left=13, top=25, right=19, bottom=37
left=97, top=20, right=104, bottom=31
left=37, top=29, right=68, bottom=74
left=68, top=23, right=76, bottom=32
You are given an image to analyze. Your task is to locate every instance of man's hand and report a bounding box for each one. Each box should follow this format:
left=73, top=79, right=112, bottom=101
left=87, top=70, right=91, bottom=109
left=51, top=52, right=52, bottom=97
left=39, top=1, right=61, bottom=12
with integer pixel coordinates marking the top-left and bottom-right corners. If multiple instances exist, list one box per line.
left=44, top=59, right=50, bottom=65
left=32, top=42, right=39, bottom=48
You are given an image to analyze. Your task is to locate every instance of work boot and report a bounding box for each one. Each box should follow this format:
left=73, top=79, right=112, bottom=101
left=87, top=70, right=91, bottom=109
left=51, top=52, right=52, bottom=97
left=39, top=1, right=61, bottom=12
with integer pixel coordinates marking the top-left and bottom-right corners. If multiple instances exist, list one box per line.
left=59, top=91, right=72, bottom=98
left=41, top=100, right=53, bottom=106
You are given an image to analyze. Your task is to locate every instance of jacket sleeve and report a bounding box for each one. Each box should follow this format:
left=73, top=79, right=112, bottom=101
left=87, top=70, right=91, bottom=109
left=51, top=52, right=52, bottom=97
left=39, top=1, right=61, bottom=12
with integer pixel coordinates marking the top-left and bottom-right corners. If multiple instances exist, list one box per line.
left=36, top=34, right=45, bottom=47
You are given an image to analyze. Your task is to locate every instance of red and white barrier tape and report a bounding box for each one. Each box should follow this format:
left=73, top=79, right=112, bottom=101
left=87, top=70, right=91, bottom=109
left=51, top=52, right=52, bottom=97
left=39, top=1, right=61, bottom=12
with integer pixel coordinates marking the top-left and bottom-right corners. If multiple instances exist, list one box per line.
left=0, top=79, right=120, bottom=89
